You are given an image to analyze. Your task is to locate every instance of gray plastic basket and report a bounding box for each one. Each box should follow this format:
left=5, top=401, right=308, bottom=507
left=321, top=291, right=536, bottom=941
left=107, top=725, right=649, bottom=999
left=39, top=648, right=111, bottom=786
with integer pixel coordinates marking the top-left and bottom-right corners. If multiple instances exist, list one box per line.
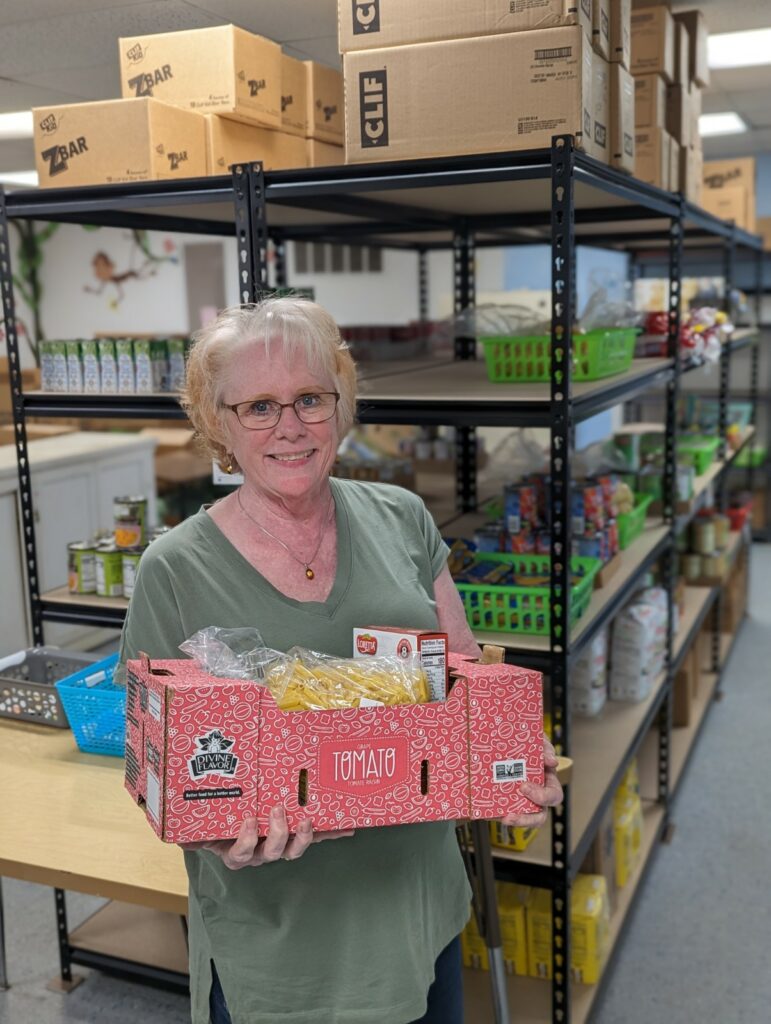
left=0, top=647, right=99, bottom=728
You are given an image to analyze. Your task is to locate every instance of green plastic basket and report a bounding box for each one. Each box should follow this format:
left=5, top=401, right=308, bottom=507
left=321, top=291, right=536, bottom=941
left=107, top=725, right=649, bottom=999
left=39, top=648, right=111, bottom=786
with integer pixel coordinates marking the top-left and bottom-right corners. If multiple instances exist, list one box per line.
left=734, top=444, right=766, bottom=469
left=454, top=553, right=602, bottom=635
left=617, top=493, right=655, bottom=550
left=677, top=435, right=721, bottom=475
left=480, top=329, right=636, bottom=383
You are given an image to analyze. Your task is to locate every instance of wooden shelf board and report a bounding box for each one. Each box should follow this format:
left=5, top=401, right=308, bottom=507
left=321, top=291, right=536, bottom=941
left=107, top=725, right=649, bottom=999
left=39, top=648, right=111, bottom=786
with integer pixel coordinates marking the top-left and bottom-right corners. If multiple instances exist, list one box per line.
left=670, top=671, right=721, bottom=792
left=464, top=803, right=665, bottom=1024
left=69, top=901, right=189, bottom=974
left=472, top=524, right=670, bottom=653
left=40, top=585, right=129, bottom=611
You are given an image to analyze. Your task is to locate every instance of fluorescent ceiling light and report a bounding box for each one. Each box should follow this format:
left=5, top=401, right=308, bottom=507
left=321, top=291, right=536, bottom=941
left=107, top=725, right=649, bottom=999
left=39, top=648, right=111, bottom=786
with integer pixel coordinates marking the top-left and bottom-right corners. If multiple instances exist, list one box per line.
left=699, top=112, right=748, bottom=137
left=0, top=111, right=33, bottom=139
left=708, top=27, right=771, bottom=69
left=0, top=170, right=39, bottom=188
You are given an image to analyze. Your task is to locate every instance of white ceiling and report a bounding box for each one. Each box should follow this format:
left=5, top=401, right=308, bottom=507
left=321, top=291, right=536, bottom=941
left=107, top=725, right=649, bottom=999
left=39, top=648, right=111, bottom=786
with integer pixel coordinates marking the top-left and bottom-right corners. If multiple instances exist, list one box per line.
left=1, top=0, right=770, bottom=173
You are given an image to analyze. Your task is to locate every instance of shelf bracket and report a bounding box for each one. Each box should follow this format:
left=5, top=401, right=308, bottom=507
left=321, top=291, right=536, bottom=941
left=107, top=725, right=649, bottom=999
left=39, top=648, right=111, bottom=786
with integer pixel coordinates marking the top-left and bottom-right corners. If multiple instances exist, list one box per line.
left=232, top=162, right=269, bottom=304
left=0, top=186, right=43, bottom=646
left=453, top=223, right=477, bottom=513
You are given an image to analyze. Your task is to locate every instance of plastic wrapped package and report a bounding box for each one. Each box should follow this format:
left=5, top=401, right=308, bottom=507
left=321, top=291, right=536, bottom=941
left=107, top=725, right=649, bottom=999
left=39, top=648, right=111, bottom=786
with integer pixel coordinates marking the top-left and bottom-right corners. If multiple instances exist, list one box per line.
left=570, top=627, right=609, bottom=717
left=609, top=588, right=669, bottom=702
left=179, top=626, right=430, bottom=711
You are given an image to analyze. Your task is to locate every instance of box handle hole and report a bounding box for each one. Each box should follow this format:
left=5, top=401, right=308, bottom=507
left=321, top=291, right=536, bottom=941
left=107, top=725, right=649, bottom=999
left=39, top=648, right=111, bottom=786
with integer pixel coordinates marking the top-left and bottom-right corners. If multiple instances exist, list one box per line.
left=298, top=768, right=308, bottom=807
left=420, top=759, right=430, bottom=795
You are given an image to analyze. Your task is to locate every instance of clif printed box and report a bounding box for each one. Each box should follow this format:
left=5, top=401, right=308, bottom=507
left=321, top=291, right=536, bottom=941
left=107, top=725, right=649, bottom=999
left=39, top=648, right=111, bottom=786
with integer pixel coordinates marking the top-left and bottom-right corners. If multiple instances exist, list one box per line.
left=353, top=626, right=447, bottom=701
left=125, top=654, right=544, bottom=843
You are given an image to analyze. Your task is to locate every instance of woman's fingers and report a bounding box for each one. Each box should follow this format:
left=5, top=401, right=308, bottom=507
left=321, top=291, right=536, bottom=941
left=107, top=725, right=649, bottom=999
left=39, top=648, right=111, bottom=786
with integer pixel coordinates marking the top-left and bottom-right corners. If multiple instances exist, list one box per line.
left=281, top=818, right=314, bottom=860
left=220, top=816, right=261, bottom=869
left=312, top=829, right=355, bottom=843
left=259, top=806, right=290, bottom=863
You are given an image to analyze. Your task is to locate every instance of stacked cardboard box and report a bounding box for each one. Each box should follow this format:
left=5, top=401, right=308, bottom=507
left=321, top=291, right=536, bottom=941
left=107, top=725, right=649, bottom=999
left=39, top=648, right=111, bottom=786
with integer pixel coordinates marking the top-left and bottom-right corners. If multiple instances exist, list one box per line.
left=630, top=2, right=706, bottom=197
left=339, top=0, right=620, bottom=166
left=701, top=158, right=757, bottom=233
left=33, top=24, right=344, bottom=186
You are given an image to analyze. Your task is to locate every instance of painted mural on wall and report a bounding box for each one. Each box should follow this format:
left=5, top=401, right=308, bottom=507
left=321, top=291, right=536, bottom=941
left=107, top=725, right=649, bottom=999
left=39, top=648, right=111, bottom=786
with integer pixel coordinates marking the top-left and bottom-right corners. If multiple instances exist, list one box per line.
left=84, top=230, right=178, bottom=307
left=7, top=220, right=61, bottom=366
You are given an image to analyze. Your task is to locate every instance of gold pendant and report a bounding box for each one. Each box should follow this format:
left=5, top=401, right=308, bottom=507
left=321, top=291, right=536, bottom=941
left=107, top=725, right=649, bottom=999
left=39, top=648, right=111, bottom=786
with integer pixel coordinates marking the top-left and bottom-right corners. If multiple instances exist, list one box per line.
left=305, top=566, right=315, bottom=580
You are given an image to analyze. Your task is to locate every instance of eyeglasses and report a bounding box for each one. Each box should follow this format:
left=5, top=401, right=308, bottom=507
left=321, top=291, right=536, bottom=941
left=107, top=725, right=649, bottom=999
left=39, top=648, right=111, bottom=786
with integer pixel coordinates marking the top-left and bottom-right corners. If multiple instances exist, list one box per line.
left=223, top=391, right=340, bottom=431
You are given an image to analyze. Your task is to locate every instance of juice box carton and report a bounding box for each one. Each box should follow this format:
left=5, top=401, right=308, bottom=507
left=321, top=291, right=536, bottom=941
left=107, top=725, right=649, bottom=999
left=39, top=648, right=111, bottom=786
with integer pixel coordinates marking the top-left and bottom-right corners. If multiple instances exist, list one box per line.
left=98, top=339, right=118, bottom=394
left=168, top=337, right=186, bottom=392
left=353, top=626, right=448, bottom=701
left=41, top=340, right=68, bottom=392
left=65, top=341, right=83, bottom=393
left=125, top=653, right=544, bottom=843
left=116, top=338, right=135, bottom=394
left=81, top=340, right=101, bottom=393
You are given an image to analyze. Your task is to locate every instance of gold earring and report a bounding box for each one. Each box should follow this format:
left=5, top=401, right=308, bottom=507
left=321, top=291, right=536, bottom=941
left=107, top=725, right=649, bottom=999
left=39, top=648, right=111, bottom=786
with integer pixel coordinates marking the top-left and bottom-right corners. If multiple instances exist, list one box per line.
left=224, top=455, right=234, bottom=474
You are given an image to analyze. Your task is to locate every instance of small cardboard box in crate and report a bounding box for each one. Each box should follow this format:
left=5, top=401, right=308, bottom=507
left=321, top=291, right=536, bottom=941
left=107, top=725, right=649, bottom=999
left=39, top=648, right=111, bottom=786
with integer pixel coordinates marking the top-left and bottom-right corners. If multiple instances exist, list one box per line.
left=125, top=654, right=544, bottom=843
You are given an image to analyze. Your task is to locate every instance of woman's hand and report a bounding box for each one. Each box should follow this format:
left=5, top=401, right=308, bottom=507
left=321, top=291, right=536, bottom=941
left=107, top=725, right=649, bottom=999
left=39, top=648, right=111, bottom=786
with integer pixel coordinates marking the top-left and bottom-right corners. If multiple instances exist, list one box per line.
left=499, top=733, right=564, bottom=830
left=180, top=806, right=354, bottom=869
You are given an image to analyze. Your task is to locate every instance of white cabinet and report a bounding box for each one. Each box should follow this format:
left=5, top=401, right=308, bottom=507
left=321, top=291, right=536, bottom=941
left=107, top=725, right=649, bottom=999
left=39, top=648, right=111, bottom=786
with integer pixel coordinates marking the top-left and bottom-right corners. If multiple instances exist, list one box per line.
left=0, top=432, right=157, bottom=654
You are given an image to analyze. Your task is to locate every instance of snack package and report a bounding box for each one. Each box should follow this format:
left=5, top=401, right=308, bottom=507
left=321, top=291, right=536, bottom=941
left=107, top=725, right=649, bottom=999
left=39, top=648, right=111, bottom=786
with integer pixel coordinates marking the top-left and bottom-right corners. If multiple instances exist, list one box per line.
left=570, top=628, right=609, bottom=717
left=609, top=588, right=669, bottom=701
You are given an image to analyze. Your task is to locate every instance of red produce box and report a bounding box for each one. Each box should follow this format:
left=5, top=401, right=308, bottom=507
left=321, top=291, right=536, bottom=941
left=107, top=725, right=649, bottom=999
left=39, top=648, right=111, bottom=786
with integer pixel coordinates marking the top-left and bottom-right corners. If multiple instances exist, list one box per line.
left=124, top=654, right=544, bottom=843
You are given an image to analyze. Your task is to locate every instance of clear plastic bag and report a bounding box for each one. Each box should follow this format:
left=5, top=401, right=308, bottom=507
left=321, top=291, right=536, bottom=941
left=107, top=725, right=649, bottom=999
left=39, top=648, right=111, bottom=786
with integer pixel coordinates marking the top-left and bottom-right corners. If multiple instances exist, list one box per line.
left=179, top=626, right=430, bottom=711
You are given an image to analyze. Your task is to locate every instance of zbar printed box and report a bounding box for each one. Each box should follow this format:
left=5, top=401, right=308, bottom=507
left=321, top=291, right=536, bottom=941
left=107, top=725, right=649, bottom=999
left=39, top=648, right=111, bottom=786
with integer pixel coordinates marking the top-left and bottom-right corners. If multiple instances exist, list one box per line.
left=125, top=654, right=544, bottom=843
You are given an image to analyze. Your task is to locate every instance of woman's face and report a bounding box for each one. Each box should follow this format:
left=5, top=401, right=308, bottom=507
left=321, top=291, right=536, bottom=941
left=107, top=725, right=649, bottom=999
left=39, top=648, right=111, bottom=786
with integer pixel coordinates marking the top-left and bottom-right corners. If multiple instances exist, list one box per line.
left=221, top=341, right=340, bottom=506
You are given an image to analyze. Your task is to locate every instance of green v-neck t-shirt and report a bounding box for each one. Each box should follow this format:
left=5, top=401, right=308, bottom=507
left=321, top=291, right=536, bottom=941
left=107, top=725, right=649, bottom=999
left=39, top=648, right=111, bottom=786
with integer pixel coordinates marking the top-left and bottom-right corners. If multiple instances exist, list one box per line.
left=119, top=479, right=472, bottom=1024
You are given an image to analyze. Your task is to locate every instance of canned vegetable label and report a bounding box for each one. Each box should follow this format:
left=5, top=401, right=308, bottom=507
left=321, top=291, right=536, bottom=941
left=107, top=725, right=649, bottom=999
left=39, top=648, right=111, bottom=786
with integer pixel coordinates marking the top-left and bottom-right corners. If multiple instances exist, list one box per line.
left=121, top=547, right=145, bottom=599
left=114, top=496, right=147, bottom=548
left=68, top=542, right=96, bottom=594
left=95, top=547, right=123, bottom=597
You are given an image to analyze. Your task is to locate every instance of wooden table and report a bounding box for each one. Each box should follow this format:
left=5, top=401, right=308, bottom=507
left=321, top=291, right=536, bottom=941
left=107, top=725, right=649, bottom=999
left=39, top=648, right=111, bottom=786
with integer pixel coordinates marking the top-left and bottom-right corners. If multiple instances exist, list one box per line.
left=0, top=719, right=189, bottom=992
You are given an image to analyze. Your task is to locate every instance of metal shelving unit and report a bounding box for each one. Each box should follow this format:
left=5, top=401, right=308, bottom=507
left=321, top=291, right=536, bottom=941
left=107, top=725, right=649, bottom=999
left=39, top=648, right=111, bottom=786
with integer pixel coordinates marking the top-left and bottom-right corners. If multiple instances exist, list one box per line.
left=0, top=138, right=763, bottom=1023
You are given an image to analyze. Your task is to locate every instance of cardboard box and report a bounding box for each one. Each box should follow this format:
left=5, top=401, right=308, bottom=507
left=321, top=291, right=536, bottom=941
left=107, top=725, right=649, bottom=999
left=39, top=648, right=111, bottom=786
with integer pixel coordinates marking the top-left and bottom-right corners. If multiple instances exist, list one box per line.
left=631, top=6, right=675, bottom=82
left=634, top=74, right=666, bottom=129
left=666, top=84, right=690, bottom=147
left=610, top=63, right=635, bottom=173
left=679, top=143, right=701, bottom=203
left=353, top=626, right=448, bottom=702
left=669, top=137, right=680, bottom=193
left=613, top=794, right=642, bottom=887
left=700, top=186, right=750, bottom=230
left=689, top=81, right=702, bottom=130
left=757, top=217, right=771, bottom=252
left=590, top=52, right=611, bottom=163
left=498, top=883, right=530, bottom=977
left=610, top=0, right=631, bottom=68
left=281, top=54, right=308, bottom=137
left=306, top=138, right=344, bottom=167
left=593, top=0, right=611, bottom=60
left=673, top=645, right=697, bottom=727
left=635, top=127, right=669, bottom=190
left=204, top=116, right=306, bottom=175
left=305, top=61, right=344, bottom=144
left=674, top=10, right=709, bottom=88
left=703, top=158, right=756, bottom=232
left=32, top=98, right=206, bottom=189
left=461, top=913, right=490, bottom=971
left=527, top=876, right=610, bottom=983
left=118, top=25, right=281, bottom=129
left=344, top=28, right=593, bottom=164
left=337, top=0, right=593, bottom=52
left=124, top=653, right=544, bottom=842
left=581, top=804, right=617, bottom=911
left=674, top=19, right=690, bottom=87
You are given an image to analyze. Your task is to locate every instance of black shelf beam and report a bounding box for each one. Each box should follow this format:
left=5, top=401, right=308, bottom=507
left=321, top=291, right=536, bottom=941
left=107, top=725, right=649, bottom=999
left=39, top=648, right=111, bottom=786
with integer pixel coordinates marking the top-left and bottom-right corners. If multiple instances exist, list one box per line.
left=22, top=392, right=186, bottom=420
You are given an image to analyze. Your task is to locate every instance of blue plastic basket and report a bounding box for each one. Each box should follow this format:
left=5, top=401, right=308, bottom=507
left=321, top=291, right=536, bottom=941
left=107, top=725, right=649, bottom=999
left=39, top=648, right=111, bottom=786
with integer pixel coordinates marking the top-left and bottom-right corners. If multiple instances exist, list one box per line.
left=55, top=653, right=125, bottom=757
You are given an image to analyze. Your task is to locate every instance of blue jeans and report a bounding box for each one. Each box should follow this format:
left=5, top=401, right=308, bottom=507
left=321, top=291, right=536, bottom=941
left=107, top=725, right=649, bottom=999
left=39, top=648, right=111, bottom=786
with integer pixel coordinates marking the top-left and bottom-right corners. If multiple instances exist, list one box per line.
left=209, top=936, right=463, bottom=1024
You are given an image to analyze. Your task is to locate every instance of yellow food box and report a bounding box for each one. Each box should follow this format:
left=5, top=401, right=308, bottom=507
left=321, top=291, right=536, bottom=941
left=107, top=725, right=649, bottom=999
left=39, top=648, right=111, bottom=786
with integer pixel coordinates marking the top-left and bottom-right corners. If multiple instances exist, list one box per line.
left=497, top=882, right=530, bottom=977
left=543, top=711, right=552, bottom=741
left=614, top=758, right=640, bottom=804
left=490, top=820, right=539, bottom=852
left=570, top=875, right=611, bottom=985
left=461, top=911, right=489, bottom=971
left=614, top=794, right=643, bottom=888
left=527, top=875, right=611, bottom=984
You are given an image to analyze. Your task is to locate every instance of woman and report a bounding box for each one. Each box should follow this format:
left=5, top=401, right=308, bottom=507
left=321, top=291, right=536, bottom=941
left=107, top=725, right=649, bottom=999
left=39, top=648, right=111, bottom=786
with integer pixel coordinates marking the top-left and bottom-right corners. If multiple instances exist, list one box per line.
left=120, top=298, right=562, bottom=1024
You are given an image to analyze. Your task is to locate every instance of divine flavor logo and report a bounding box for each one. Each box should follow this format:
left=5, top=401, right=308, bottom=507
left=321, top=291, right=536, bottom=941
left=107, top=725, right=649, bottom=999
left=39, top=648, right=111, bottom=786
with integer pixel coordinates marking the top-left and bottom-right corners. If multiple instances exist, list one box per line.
left=188, top=729, right=239, bottom=779
left=318, top=736, right=409, bottom=795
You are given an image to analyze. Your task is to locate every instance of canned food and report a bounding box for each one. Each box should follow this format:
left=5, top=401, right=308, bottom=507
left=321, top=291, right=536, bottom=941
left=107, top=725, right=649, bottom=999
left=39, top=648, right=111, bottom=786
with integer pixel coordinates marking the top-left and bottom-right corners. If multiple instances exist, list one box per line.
left=683, top=553, right=702, bottom=582
left=67, top=541, right=96, bottom=594
left=713, top=514, right=730, bottom=549
left=114, top=495, right=148, bottom=548
left=693, top=519, right=715, bottom=555
left=121, top=546, right=146, bottom=599
left=701, top=551, right=726, bottom=581
left=95, top=544, right=123, bottom=597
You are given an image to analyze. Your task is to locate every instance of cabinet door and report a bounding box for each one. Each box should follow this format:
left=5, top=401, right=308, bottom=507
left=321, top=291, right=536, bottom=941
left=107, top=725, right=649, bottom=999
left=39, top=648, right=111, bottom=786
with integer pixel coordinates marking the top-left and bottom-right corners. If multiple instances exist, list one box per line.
left=94, top=451, right=157, bottom=534
left=0, top=490, right=31, bottom=653
left=33, top=466, right=96, bottom=592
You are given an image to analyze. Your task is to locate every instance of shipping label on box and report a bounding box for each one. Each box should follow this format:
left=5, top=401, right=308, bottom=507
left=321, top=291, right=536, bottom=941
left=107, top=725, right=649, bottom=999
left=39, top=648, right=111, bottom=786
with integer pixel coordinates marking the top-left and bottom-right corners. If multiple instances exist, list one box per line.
left=125, top=654, right=544, bottom=842
left=119, top=25, right=282, bottom=129
left=609, top=0, right=631, bottom=68
left=33, top=98, right=206, bottom=188
left=589, top=52, right=610, bottom=163
left=344, top=28, right=593, bottom=164
left=610, top=63, right=634, bottom=173
left=204, top=116, right=307, bottom=175
left=593, top=0, right=611, bottom=60
left=306, top=138, right=344, bottom=167
left=634, top=73, right=667, bottom=129
left=304, top=61, right=344, bottom=143
left=281, top=53, right=308, bottom=137
left=337, top=0, right=593, bottom=52
left=353, top=626, right=448, bottom=701
left=631, top=6, right=675, bottom=82
left=666, top=83, right=690, bottom=148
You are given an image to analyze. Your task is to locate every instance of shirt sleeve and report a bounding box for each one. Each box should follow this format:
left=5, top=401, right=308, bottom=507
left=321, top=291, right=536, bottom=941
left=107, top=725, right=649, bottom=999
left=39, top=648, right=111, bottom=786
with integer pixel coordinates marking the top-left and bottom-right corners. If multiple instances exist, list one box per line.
left=408, top=491, right=451, bottom=580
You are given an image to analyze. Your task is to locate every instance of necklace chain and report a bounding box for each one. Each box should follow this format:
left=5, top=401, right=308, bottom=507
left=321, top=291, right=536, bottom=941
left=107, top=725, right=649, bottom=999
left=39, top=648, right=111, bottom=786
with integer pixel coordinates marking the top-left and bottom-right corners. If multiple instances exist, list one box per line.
left=236, top=488, right=334, bottom=580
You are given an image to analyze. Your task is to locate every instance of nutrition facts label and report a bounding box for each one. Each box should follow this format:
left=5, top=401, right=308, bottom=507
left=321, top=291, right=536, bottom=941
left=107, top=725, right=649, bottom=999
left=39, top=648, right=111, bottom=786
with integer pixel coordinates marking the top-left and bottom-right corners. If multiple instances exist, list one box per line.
left=418, top=638, right=447, bottom=702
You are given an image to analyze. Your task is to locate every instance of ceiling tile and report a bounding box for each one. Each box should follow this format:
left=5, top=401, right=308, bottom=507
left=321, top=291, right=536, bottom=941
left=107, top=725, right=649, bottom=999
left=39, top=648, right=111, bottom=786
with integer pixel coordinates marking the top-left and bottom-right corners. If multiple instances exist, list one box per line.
left=0, top=77, right=90, bottom=113
left=4, top=0, right=154, bottom=28
left=181, top=0, right=337, bottom=42
left=0, top=138, right=35, bottom=174
left=0, top=0, right=223, bottom=78
left=284, top=37, right=341, bottom=67
left=17, top=64, right=122, bottom=103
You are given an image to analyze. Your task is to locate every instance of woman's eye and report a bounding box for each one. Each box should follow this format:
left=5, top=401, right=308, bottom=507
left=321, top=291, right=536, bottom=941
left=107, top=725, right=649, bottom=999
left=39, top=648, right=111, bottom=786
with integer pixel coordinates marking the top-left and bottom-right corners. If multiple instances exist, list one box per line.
left=250, top=401, right=272, bottom=416
left=299, top=394, right=320, bottom=407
